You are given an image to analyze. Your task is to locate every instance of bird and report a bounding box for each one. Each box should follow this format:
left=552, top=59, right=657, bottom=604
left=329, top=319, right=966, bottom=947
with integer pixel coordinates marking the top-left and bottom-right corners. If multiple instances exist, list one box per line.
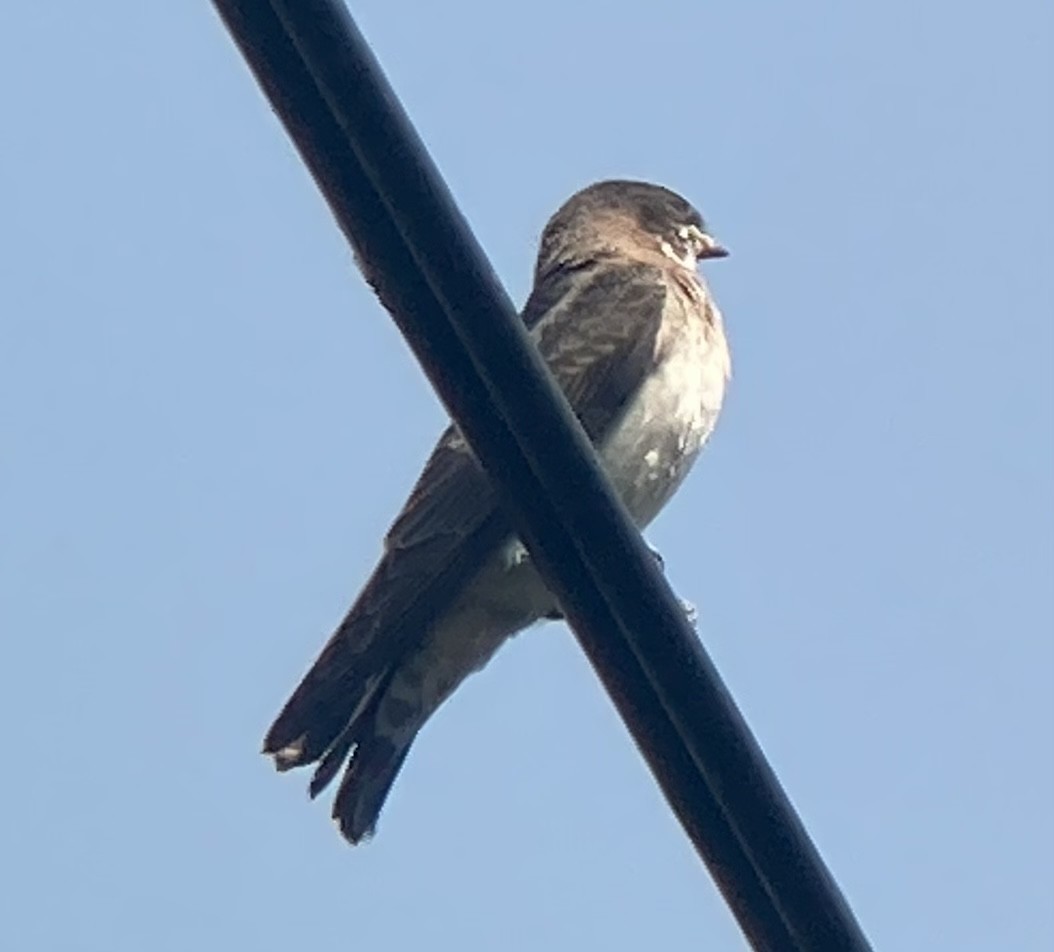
left=263, top=179, right=732, bottom=844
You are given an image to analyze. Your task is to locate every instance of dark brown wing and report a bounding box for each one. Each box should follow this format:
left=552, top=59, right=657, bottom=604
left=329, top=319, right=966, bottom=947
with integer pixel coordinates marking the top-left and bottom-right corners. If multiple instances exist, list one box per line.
left=262, top=432, right=507, bottom=767
left=263, top=258, right=669, bottom=769
left=526, top=259, right=668, bottom=441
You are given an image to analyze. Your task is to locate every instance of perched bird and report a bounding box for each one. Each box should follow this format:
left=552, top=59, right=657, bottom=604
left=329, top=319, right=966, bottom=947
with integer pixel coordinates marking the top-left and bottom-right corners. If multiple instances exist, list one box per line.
left=263, top=180, right=732, bottom=843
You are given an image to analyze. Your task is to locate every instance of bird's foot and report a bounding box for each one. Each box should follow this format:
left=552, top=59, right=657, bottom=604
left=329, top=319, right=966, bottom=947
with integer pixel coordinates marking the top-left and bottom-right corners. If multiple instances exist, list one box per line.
left=543, top=546, right=696, bottom=627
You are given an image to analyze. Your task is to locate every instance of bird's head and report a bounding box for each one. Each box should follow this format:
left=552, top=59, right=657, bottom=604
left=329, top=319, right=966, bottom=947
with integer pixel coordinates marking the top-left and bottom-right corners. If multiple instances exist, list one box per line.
left=535, top=180, right=728, bottom=277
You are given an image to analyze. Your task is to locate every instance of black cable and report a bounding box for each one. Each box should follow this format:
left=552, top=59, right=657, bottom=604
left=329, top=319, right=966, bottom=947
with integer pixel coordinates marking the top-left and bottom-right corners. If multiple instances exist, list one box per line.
left=209, top=3, right=873, bottom=948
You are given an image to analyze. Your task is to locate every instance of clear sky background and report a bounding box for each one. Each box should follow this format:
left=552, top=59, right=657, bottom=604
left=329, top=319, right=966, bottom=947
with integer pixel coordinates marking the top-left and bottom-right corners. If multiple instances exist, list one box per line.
left=2, top=2, right=1051, bottom=949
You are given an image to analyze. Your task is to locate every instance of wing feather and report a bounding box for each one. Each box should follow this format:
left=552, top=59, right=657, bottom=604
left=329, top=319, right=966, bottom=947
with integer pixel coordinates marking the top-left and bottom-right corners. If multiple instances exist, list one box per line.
left=263, top=258, right=669, bottom=768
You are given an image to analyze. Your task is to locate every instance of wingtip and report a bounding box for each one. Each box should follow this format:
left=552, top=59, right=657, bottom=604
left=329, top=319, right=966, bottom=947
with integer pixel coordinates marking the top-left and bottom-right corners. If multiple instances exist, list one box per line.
left=262, top=735, right=310, bottom=773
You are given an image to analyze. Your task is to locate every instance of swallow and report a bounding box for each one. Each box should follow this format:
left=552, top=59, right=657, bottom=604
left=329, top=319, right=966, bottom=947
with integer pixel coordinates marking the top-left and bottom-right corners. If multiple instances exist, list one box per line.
left=263, top=179, right=732, bottom=843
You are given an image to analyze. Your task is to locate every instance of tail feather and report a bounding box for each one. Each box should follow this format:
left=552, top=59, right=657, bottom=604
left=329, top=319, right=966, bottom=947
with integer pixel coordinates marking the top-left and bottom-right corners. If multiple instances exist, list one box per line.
left=309, top=721, right=358, bottom=799
left=265, top=656, right=413, bottom=845
left=332, top=731, right=415, bottom=844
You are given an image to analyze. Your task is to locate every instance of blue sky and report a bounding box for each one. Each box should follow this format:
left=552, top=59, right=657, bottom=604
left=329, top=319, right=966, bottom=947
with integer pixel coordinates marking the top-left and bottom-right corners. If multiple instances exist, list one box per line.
left=2, top=2, right=1051, bottom=949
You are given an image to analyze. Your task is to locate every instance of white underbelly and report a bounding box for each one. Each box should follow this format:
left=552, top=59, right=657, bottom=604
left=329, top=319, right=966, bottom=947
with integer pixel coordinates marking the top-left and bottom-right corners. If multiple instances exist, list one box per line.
left=600, top=337, right=727, bottom=528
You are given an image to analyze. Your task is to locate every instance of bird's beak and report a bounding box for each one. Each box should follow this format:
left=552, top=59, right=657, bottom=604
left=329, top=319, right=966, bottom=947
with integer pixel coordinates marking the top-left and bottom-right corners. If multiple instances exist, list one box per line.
left=698, top=233, right=729, bottom=259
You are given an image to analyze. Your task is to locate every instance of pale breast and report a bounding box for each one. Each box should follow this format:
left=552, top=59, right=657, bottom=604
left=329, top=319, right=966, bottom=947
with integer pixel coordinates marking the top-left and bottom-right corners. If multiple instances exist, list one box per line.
left=599, top=274, right=730, bottom=528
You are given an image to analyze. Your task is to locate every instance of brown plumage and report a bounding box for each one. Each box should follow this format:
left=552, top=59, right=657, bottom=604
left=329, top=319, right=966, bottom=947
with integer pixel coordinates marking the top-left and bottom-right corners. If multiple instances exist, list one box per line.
left=263, top=180, right=731, bottom=843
